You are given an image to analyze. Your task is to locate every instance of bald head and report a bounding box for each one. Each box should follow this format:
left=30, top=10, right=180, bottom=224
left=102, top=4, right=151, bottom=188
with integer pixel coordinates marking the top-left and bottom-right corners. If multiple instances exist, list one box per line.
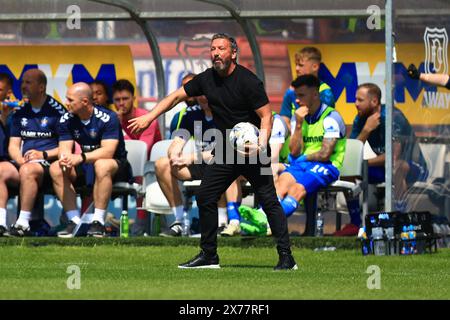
left=65, top=82, right=94, bottom=116
left=70, top=82, right=93, bottom=103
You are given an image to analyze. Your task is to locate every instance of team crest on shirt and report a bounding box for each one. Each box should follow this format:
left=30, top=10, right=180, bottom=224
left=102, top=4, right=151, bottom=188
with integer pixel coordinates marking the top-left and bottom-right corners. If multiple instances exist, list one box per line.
left=74, top=129, right=81, bottom=139
left=89, top=128, right=97, bottom=138
left=21, top=118, right=28, bottom=127
left=40, top=117, right=49, bottom=128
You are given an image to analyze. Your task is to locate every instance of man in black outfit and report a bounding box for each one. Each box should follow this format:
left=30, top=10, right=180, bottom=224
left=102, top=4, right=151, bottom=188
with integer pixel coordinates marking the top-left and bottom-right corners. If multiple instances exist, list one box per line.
left=128, top=33, right=297, bottom=270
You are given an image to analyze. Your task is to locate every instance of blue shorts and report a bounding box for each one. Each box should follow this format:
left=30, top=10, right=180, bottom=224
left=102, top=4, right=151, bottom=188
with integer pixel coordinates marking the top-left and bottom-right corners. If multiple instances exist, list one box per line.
left=369, top=161, right=428, bottom=185
left=280, top=161, right=340, bottom=194
left=368, top=166, right=385, bottom=184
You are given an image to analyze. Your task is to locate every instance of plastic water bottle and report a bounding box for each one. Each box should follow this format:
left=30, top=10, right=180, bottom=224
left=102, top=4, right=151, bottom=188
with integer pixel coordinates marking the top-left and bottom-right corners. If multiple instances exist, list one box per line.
left=408, top=225, right=417, bottom=255
left=400, top=226, right=409, bottom=255
left=385, top=226, right=396, bottom=255
left=315, top=210, right=324, bottom=237
left=182, top=211, right=190, bottom=237
left=359, top=227, right=370, bottom=255
left=120, top=210, right=129, bottom=238
left=372, top=226, right=385, bottom=255
left=1, top=100, right=25, bottom=108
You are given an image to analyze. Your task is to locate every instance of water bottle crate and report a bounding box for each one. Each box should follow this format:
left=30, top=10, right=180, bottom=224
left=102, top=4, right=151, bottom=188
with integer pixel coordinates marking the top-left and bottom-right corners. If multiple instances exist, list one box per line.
left=361, top=236, right=438, bottom=256
left=360, top=211, right=439, bottom=256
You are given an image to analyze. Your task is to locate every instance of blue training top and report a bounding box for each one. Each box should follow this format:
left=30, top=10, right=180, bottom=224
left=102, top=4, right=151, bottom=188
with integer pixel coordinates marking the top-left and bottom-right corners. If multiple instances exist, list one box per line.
left=0, top=121, right=8, bottom=160
left=10, top=95, right=66, bottom=155
left=350, top=104, right=427, bottom=170
left=58, top=105, right=127, bottom=160
left=170, top=104, right=217, bottom=151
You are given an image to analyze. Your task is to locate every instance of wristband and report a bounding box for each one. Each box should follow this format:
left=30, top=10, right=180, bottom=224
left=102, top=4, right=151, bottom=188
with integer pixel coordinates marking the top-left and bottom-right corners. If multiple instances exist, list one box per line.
left=42, top=150, right=48, bottom=160
left=81, top=152, right=87, bottom=163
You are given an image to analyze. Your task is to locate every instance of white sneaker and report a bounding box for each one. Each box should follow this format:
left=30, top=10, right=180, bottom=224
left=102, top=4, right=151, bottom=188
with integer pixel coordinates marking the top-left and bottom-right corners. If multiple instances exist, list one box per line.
left=159, top=222, right=183, bottom=237
left=220, top=220, right=241, bottom=237
left=266, top=225, right=272, bottom=236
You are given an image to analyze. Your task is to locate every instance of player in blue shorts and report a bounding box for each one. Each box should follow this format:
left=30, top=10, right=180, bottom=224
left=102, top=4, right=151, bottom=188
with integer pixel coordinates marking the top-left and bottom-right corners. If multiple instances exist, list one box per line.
left=50, top=82, right=132, bottom=238
left=6, top=69, right=66, bottom=237
left=276, top=75, right=346, bottom=221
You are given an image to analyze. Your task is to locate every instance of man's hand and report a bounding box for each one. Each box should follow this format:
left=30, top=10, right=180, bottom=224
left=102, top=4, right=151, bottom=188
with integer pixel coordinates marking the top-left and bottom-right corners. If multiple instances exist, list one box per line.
left=236, top=142, right=261, bottom=157
left=0, top=99, right=14, bottom=125
left=407, top=64, right=420, bottom=80
left=127, top=113, right=154, bottom=135
left=170, top=153, right=193, bottom=168
left=294, top=105, right=309, bottom=124
left=364, top=112, right=381, bottom=133
left=59, top=153, right=83, bottom=170
left=23, top=149, right=44, bottom=162
left=116, top=108, right=124, bottom=122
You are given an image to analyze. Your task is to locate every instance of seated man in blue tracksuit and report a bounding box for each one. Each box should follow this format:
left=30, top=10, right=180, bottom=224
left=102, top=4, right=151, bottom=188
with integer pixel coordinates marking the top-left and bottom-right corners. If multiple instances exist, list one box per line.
left=50, top=82, right=132, bottom=238
left=334, top=83, right=428, bottom=236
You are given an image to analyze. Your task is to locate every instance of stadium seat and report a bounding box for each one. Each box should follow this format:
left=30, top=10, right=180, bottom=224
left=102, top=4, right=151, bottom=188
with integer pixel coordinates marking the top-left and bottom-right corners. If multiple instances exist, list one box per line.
left=143, top=139, right=179, bottom=215
left=142, top=139, right=176, bottom=234
left=111, top=139, right=148, bottom=211
left=303, top=139, right=368, bottom=235
left=335, top=141, right=380, bottom=218
left=409, top=143, right=448, bottom=199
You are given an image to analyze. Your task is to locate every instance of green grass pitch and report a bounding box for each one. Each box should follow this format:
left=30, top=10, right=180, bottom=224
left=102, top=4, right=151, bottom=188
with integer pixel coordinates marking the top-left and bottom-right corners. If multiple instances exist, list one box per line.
left=1, top=237, right=449, bottom=300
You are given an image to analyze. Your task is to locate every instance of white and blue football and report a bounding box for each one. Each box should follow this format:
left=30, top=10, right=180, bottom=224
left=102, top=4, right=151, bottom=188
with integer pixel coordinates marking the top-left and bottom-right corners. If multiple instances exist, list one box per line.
left=229, top=122, right=259, bottom=150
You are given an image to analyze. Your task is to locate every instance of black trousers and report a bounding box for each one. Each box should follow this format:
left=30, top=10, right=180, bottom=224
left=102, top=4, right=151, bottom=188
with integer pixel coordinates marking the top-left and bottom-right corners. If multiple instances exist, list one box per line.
left=195, top=162, right=292, bottom=257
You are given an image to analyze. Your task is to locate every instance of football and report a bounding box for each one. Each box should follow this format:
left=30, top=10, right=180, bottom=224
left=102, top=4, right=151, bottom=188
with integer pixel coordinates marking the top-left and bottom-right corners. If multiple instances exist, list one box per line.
left=229, top=122, right=260, bottom=150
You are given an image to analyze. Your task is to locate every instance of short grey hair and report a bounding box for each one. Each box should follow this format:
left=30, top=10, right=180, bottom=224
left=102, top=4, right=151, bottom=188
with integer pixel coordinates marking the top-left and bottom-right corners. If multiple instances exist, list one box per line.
left=211, top=33, right=238, bottom=62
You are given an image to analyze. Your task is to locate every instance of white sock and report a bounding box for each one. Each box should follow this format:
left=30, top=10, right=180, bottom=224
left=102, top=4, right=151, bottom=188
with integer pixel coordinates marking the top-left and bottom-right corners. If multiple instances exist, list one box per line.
left=66, top=210, right=81, bottom=225
left=0, top=208, right=7, bottom=227
left=93, top=208, right=106, bottom=225
left=16, top=210, right=31, bottom=228
left=172, top=205, right=184, bottom=222
left=229, top=219, right=240, bottom=225
left=218, top=207, right=228, bottom=226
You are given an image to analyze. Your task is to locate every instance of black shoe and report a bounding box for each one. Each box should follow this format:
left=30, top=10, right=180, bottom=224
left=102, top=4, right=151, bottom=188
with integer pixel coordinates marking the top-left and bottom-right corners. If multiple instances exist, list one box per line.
left=7, top=224, right=32, bottom=237
left=57, top=221, right=78, bottom=238
left=178, top=251, right=220, bottom=269
left=159, top=222, right=182, bottom=237
left=87, top=221, right=106, bottom=238
left=0, top=225, right=8, bottom=237
left=274, top=253, right=298, bottom=271
left=217, top=225, right=226, bottom=236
